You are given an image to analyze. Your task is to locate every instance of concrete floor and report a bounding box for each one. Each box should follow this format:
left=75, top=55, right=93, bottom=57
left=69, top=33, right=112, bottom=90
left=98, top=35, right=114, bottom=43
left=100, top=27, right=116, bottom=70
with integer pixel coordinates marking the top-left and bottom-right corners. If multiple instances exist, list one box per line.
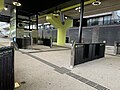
left=1, top=38, right=120, bottom=90
left=0, top=37, right=10, bottom=47
left=15, top=51, right=97, bottom=90
left=15, top=47, right=120, bottom=90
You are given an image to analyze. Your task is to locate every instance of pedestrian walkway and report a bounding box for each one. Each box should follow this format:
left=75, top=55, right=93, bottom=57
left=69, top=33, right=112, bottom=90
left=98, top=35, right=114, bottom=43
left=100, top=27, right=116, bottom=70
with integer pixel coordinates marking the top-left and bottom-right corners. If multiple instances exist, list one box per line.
left=1, top=38, right=120, bottom=90
left=15, top=50, right=96, bottom=90
left=14, top=46, right=120, bottom=90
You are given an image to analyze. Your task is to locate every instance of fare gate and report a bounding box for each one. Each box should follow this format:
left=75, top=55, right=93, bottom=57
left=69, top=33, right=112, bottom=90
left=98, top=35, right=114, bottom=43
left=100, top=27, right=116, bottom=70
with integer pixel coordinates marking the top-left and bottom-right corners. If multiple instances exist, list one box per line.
left=0, top=46, right=14, bottom=90
left=114, top=42, right=120, bottom=55
left=71, top=43, right=105, bottom=67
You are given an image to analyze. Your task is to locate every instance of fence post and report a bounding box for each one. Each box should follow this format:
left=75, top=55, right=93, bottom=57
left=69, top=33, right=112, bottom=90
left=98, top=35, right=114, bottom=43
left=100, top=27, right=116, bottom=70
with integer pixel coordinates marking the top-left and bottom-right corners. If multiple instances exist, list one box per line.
left=70, top=42, right=75, bottom=68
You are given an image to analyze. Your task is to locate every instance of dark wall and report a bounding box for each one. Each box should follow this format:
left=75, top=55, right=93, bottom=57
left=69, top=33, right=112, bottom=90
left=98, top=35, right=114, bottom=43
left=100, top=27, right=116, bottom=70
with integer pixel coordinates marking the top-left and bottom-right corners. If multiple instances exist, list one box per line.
left=82, top=27, right=93, bottom=43
left=67, top=27, right=79, bottom=42
left=38, top=29, right=57, bottom=41
left=0, top=15, right=10, bottom=22
left=99, top=25, right=120, bottom=45
left=68, top=27, right=93, bottom=43
left=68, top=25, right=120, bottom=45
left=38, top=25, right=120, bottom=46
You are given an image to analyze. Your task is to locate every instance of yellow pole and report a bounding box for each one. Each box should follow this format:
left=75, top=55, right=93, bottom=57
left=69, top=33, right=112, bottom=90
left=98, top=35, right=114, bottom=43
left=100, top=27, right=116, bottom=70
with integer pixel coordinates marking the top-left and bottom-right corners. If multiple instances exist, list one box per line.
left=57, top=28, right=66, bottom=46
left=46, top=14, right=73, bottom=46
left=0, top=0, right=4, bottom=10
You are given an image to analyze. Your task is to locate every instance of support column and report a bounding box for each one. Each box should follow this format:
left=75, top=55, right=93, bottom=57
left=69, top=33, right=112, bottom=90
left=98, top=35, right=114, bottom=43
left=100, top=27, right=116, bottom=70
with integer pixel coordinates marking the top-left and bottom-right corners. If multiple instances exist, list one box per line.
left=46, top=14, right=73, bottom=46
left=78, top=0, right=84, bottom=43
left=57, top=28, right=66, bottom=46
left=0, top=0, right=4, bottom=10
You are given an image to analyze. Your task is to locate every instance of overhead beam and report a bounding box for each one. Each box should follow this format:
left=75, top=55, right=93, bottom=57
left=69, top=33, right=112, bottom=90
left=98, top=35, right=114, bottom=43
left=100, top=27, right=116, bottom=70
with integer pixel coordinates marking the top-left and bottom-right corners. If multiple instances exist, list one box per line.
left=38, top=0, right=96, bottom=19
left=0, top=0, right=4, bottom=10
left=60, top=0, right=96, bottom=12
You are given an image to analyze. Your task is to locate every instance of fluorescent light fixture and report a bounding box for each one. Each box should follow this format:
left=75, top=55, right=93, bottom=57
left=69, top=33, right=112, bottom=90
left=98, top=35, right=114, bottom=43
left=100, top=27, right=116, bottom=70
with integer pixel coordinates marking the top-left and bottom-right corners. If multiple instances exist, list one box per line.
left=75, top=7, right=80, bottom=11
left=65, top=17, right=68, bottom=19
left=75, top=7, right=79, bottom=11
left=92, top=0, right=101, bottom=6
left=13, top=0, right=21, bottom=6
left=14, top=9, right=16, bottom=13
left=4, top=6, right=8, bottom=11
left=75, top=7, right=81, bottom=13
left=44, top=23, right=50, bottom=25
left=46, top=25, right=50, bottom=28
left=38, top=24, right=42, bottom=26
left=22, top=21, right=27, bottom=23
left=41, top=26, right=44, bottom=29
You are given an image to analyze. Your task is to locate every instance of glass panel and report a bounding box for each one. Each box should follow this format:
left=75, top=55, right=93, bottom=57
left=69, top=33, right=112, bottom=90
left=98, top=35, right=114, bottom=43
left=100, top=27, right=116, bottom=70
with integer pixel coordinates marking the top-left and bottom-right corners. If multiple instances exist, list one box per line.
left=104, top=16, right=111, bottom=25
left=98, top=17, right=103, bottom=25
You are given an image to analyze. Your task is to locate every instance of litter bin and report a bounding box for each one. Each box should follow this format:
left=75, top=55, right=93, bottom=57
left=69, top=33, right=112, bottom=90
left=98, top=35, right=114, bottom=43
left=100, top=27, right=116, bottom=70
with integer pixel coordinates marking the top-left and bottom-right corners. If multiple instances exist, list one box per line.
left=0, top=46, right=14, bottom=90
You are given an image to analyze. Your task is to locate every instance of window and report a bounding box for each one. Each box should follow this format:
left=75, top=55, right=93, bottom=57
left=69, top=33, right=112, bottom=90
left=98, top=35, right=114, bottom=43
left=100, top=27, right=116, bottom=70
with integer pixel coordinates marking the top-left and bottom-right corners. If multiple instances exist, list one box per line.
left=103, top=16, right=111, bottom=25
left=87, top=15, right=112, bottom=26
left=98, top=17, right=103, bottom=25
left=92, top=18, right=98, bottom=25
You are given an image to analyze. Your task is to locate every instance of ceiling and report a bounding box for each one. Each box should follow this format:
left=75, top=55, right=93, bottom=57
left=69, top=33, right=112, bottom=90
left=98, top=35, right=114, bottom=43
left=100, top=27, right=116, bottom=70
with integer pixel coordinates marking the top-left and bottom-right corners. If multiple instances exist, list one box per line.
left=18, top=0, right=71, bottom=15
left=1, top=0, right=85, bottom=17
left=17, top=0, right=90, bottom=16
left=64, top=0, right=120, bottom=19
left=0, top=0, right=88, bottom=22
left=1, top=0, right=120, bottom=23
left=38, top=0, right=120, bottom=24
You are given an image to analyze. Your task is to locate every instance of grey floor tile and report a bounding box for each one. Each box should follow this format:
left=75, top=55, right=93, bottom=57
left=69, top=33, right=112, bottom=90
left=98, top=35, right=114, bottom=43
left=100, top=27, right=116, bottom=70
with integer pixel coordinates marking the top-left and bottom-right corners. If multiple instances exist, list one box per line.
left=95, top=85, right=109, bottom=90
left=54, top=67, right=71, bottom=74
left=86, top=81, right=98, bottom=87
left=66, top=72, right=81, bottom=79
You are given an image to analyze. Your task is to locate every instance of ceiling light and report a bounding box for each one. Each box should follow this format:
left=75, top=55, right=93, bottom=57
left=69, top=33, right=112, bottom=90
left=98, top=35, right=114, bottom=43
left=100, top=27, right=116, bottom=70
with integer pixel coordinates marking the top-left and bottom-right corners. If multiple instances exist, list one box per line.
left=65, top=17, right=68, bottom=19
left=4, top=6, right=8, bottom=11
left=13, top=0, right=21, bottom=6
left=78, top=7, right=81, bottom=9
left=38, top=24, right=42, bottom=26
left=75, top=7, right=79, bottom=11
left=22, top=21, right=27, bottom=23
left=92, top=0, right=101, bottom=6
left=44, top=23, right=50, bottom=25
left=75, top=7, right=81, bottom=13
left=14, top=9, right=16, bottom=13
left=75, top=7, right=81, bottom=11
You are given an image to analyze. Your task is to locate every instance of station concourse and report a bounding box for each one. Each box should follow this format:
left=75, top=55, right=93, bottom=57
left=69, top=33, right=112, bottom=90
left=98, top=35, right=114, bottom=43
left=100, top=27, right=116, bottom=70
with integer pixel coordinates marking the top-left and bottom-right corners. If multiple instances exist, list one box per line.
left=0, top=0, right=120, bottom=90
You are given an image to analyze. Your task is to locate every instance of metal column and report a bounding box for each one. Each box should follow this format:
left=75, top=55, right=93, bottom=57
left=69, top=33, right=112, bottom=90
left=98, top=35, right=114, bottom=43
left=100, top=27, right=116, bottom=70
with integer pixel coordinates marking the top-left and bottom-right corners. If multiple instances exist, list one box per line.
left=78, top=0, right=84, bottom=43
left=36, top=14, right=38, bottom=40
